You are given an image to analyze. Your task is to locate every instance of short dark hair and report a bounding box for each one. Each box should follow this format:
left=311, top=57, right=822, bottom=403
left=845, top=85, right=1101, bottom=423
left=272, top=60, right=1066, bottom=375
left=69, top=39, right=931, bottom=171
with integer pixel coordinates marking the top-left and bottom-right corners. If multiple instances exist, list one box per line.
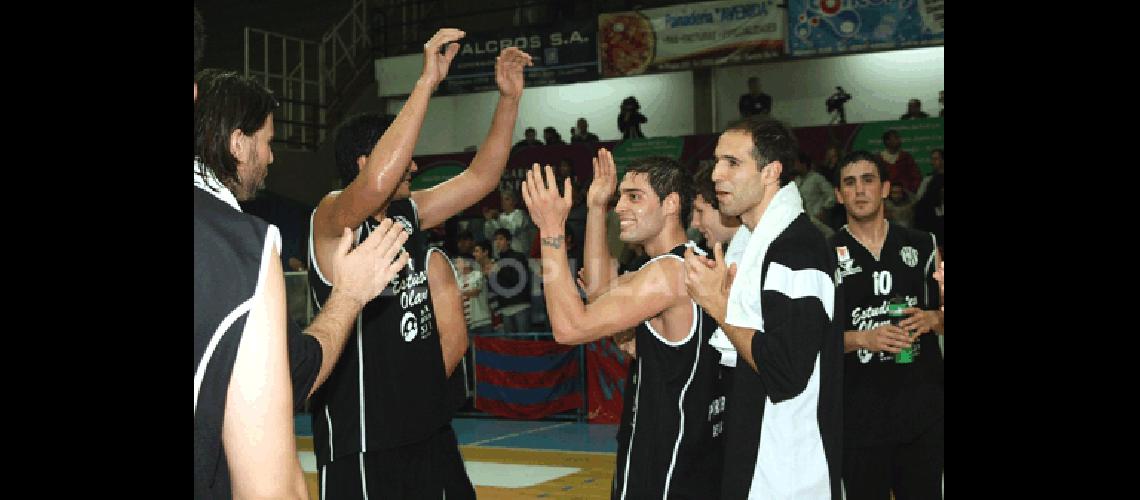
left=194, top=7, right=206, bottom=76
left=333, top=113, right=397, bottom=188
left=473, top=240, right=492, bottom=254
left=724, top=116, right=798, bottom=187
left=693, top=162, right=719, bottom=210
left=931, top=148, right=944, bottom=158
left=624, top=156, right=694, bottom=228
left=457, top=230, right=474, bottom=241
left=882, top=129, right=900, bottom=146
left=194, top=69, right=278, bottom=193
left=835, top=150, right=889, bottom=186
left=493, top=228, right=512, bottom=241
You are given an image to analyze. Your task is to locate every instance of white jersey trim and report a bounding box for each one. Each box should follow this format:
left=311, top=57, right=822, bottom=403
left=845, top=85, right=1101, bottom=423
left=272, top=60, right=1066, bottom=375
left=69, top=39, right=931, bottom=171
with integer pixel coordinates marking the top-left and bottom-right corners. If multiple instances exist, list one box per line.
left=663, top=315, right=704, bottom=498
left=924, top=233, right=937, bottom=306
left=619, top=358, right=643, bottom=500
left=359, top=452, right=371, bottom=499
left=325, top=405, right=335, bottom=460
left=308, top=206, right=334, bottom=287
left=639, top=252, right=698, bottom=347
left=762, top=262, right=835, bottom=320
left=193, top=224, right=280, bottom=415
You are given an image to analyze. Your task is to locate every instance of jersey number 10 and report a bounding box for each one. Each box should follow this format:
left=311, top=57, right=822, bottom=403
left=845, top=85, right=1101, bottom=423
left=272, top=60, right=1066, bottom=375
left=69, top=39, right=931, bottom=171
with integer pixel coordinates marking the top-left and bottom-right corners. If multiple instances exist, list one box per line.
left=872, top=270, right=893, bottom=296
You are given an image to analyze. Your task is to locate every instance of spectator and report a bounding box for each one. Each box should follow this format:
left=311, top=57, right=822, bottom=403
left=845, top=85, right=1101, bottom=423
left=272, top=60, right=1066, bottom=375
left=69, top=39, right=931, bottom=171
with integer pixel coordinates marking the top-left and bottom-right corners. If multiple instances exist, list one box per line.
left=793, top=150, right=837, bottom=238
left=455, top=257, right=494, bottom=335
left=618, top=96, right=647, bottom=139
left=900, top=98, right=930, bottom=120
left=819, top=144, right=848, bottom=231
left=454, top=230, right=475, bottom=259
left=938, top=90, right=944, bottom=117
left=543, top=126, right=566, bottom=146
left=879, top=130, right=922, bottom=194
left=884, top=184, right=916, bottom=228
left=483, top=189, right=533, bottom=255
left=512, top=126, right=543, bottom=153
left=570, top=117, right=599, bottom=144
left=489, top=228, right=533, bottom=333
left=738, top=76, right=772, bottom=117
left=913, top=148, right=945, bottom=250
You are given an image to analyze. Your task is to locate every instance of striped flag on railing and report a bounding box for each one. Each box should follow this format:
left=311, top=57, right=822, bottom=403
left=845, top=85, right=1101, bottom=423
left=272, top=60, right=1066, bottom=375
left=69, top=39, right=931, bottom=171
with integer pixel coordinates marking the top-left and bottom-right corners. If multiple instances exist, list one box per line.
left=473, top=336, right=582, bottom=419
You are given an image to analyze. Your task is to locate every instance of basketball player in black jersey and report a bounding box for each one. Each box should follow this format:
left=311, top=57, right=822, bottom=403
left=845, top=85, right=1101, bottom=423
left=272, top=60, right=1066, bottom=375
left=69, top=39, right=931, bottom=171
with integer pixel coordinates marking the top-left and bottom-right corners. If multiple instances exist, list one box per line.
left=521, top=152, right=725, bottom=499
left=830, top=151, right=943, bottom=500
left=305, top=29, right=532, bottom=499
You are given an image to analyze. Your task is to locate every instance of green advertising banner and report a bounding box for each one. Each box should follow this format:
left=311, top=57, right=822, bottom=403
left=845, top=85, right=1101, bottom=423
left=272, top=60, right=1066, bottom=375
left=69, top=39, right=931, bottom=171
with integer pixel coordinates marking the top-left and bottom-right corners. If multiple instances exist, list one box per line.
left=410, top=163, right=466, bottom=191
left=849, top=117, right=944, bottom=175
left=610, top=136, right=686, bottom=178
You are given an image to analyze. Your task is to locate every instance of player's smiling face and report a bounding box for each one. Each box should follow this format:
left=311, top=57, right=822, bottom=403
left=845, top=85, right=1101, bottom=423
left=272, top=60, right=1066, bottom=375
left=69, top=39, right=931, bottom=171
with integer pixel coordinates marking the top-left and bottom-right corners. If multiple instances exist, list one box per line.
left=615, top=172, right=664, bottom=243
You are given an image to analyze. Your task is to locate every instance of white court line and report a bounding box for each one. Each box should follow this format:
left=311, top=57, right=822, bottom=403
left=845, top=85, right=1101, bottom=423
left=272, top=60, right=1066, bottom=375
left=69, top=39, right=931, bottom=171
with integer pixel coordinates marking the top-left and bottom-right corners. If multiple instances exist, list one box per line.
left=468, top=422, right=573, bottom=446
left=464, top=461, right=581, bottom=488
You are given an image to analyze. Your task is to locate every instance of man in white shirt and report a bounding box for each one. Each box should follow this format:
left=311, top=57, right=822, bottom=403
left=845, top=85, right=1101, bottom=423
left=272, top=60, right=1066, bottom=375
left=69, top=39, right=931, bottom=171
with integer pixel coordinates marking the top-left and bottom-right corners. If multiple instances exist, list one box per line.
left=793, top=151, right=836, bottom=238
left=455, top=257, right=494, bottom=335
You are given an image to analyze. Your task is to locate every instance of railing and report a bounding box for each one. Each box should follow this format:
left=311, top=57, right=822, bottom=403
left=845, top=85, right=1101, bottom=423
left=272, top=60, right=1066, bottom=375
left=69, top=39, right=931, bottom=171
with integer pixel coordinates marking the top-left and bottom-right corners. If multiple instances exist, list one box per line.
left=243, top=0, right=372, bottom=151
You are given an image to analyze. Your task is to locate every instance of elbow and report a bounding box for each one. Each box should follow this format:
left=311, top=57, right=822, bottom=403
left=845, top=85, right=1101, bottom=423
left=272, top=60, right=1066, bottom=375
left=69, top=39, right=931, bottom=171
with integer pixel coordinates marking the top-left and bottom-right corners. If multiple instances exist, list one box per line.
left=551, top=324, right=583, bottom=345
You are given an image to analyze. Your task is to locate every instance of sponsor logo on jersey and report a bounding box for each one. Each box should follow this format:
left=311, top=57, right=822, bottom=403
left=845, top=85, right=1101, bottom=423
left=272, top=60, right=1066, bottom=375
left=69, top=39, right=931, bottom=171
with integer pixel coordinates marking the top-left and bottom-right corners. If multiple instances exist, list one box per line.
left=400, top=311, right=418, bottom=342
left=900, top=246, right=918, bottom=267
left=836, top=246, right=850, bottom=263
left=836, top=245, right=862, bottom=279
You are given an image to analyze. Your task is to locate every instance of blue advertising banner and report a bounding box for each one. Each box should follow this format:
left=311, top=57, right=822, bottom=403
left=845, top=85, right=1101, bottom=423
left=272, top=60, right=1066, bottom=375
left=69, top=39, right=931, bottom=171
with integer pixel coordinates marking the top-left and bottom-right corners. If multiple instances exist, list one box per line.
left=787, top=0, right=943, bottom=57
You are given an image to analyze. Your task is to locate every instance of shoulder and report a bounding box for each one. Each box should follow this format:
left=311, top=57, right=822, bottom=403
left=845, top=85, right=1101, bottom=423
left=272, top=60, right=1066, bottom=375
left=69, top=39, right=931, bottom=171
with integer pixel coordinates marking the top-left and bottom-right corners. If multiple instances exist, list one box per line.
left=194, top=189, right=270, bottom=249
left=769, top=216, right=832, bottom=267
left=894, top=223, right=935, bottom=253
left=630, top=255, right=686, bottom=294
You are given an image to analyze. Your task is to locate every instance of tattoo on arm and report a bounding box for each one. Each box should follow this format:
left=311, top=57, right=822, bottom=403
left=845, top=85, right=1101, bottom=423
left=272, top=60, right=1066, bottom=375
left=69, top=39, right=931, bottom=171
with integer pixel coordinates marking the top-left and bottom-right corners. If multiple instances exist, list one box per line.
left=541, top=235, right=564, bottom=249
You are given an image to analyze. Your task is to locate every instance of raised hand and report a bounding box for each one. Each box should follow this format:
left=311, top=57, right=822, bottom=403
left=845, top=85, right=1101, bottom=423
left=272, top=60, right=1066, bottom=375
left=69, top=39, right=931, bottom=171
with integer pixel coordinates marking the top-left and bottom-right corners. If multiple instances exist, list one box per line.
left=587, top=148, right=618, bottom=209
left=420, top=28, right=466, bottom=91
left=329, top=221, right=410, bottom=305
left=520, top=163, right=573, bottom=237
left=495, top=46, right=533, bottom=99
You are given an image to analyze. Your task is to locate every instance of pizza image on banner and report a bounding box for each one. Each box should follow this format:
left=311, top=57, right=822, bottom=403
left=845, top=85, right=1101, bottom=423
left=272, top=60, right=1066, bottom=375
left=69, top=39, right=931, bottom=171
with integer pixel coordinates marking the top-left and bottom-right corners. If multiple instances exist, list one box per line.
left=599, top=12, right=655, bottom=76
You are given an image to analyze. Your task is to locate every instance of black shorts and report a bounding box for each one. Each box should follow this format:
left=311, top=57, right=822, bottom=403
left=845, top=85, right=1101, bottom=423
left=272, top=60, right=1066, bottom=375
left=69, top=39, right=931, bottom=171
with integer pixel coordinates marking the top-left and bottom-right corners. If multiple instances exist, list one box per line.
left=320, top=425, right=474, bottom=500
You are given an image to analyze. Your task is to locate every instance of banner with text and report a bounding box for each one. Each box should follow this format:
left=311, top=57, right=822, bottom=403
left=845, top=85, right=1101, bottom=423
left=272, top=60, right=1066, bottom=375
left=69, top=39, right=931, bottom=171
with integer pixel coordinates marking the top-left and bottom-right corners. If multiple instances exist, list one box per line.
left=787, top=0, right=944, bottom=57
left=599, top=0, right=785, bottom=77
left=439, top=20, right=598, bottom=95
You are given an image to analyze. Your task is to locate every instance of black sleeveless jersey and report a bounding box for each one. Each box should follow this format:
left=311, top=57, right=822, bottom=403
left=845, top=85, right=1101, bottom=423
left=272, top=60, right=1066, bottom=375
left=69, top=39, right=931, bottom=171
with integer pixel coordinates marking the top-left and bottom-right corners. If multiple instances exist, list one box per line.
left=830, top=221, right=943, bottom=446
left=194, top=187, right=277, bottom=499
left=612, top=242, right=726, bottom=499
left=307, top=198, right=449, bottom=466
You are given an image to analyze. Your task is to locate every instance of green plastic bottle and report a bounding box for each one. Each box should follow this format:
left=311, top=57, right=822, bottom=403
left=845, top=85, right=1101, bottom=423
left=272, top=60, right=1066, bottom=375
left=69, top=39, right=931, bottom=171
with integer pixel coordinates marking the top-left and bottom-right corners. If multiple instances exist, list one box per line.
left=888, top=296, right=913, bottom=364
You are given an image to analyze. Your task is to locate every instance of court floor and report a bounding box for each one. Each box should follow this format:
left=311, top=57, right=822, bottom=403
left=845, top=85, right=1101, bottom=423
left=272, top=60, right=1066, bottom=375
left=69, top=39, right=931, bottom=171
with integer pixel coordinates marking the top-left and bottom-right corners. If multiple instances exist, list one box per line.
left=295, top=416, right=619, bottom=499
